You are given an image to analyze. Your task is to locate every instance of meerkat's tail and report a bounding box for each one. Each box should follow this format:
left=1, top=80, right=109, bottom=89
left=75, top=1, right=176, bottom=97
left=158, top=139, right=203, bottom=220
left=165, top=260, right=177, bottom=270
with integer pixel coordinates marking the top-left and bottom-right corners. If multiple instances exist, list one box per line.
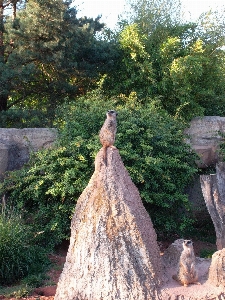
left=172, top=274, right=178, bottom=281
left=102, top=146, right=108, bottom=166
left=172, top=274, right=182, bottom=285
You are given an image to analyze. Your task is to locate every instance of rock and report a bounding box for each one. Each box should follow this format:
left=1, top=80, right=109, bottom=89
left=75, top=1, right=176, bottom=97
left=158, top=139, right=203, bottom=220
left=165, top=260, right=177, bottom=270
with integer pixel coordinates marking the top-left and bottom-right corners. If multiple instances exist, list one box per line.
left=208, top=248, right=225, bottom=287
left=0, top=141, right=9, bottom=180
left=0, top=128, right=57, bottom=151
left=162, top=239, right=184, bottom=267
left=0, top=128, right=57, bottom=179
left=55, top=147, right=163, bottom=300
left=161, top=240, right=223, bottom=300
left=185, top=116, right=225, bottom=168
left=200, top=163, right=225, bottom=250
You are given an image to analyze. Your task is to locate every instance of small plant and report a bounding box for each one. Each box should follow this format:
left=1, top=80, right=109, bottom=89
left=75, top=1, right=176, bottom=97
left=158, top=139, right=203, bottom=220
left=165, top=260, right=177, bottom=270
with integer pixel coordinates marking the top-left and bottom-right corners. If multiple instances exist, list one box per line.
left=0, top=284, right=32, bottom=299
left=0, top=205, right=49, bottom=285
left=21, top=273, right=50, bottom=288
left=199, top=249, right=215, bottom=258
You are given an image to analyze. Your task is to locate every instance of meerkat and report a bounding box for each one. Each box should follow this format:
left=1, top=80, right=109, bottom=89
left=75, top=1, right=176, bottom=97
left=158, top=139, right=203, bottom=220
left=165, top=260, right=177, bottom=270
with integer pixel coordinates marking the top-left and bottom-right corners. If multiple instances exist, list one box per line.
left=172, top=240, right=200, bottom=287
left=99, top=110, right=118, bottom=165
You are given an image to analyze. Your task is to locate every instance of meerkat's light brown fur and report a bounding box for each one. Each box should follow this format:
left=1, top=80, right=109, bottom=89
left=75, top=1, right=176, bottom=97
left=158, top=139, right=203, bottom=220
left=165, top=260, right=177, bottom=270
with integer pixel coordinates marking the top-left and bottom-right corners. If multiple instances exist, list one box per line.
left=99, top=110, right=117, bottom=165
left=172, top=240, right=200, bottom=287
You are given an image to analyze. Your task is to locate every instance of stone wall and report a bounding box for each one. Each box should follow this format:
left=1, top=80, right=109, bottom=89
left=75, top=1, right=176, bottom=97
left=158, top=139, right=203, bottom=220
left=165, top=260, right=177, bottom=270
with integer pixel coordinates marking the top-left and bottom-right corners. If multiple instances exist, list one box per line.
left=185, top=116, right=225, bottom=168
left=1, top=116, right=224, bottom=178
left=0, top=128, right=57, bottom=179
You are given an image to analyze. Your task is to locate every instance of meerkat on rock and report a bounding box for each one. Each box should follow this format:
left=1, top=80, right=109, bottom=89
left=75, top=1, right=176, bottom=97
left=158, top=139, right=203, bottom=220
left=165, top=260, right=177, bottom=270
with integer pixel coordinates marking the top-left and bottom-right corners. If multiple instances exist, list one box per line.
left=99, top=110, right=118, bottom=165
left=172, top=240, right=201, bottom=287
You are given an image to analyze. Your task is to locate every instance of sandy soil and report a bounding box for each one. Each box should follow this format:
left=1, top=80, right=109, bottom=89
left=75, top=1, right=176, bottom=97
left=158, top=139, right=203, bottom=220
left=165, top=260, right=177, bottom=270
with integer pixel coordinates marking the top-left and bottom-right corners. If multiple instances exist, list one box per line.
left=161, top=256, right=224, bottom=299
left=0, top=240, right=223, bottom=300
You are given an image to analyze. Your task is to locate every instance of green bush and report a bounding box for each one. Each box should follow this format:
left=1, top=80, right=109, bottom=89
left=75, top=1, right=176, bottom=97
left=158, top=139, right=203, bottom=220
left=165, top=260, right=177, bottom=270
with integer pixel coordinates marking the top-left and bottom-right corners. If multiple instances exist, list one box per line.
left=0, top=90, right=198, bottom=247
left=199, top=249, right=215, bottom=259
left=0, top=206, right=49, bottom=285
left=0, top=284, right=32, bottom=299
left=0, top=109, right=52, bottom=128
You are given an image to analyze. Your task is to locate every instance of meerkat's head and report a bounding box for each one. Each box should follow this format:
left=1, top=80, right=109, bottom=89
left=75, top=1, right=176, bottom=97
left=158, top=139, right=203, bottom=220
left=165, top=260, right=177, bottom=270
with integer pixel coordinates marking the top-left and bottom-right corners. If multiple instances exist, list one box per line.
left=106, top=110, right=118, bottom=118
left=183, top=239, right=193, bottom=250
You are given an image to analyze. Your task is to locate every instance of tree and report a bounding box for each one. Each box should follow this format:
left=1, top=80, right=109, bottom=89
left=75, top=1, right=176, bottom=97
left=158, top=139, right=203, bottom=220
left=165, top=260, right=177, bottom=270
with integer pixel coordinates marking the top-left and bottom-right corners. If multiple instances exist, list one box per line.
left=101, top=0, right=225, bottom=120
left=0, top=0, right=26, bottom=110
left=0, top=0, right=104, bottom=112
left=101, top=24, right=155, bottom=97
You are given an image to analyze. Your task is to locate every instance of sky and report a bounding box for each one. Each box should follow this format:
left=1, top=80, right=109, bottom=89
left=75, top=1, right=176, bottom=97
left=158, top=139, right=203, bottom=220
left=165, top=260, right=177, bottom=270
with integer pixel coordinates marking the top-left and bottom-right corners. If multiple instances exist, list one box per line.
left=74, top=0, right=225, bottom=29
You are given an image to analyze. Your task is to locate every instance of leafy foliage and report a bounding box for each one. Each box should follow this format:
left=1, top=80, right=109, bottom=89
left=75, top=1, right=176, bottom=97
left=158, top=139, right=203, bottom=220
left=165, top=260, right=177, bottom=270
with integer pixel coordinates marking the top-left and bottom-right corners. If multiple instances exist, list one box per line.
left=0, top=284, right=32, bottom=299
left=1, top=0, right=225, bottom=122
left=101, top=0, right=225, bottom=120
left=0, top=90, right=198, bottom=246
left=0, top=108, right=52, bottom=128
left=1, top=0, right=105, bottom=111
left=0, top=206, right=49, bottom=285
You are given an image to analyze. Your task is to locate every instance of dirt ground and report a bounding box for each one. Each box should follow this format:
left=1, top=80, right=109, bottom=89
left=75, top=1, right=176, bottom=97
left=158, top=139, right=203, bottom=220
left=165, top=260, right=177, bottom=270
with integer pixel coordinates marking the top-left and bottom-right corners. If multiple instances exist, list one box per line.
left=0, top=240, right=220, bottom=300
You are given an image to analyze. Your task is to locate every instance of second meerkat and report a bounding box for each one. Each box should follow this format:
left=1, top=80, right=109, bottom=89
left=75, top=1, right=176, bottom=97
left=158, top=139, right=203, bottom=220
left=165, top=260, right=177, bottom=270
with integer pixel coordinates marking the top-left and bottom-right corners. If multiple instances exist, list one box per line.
left=99, top=110, right=118, bottom=165
left=173, top=240, right=200, bottom=287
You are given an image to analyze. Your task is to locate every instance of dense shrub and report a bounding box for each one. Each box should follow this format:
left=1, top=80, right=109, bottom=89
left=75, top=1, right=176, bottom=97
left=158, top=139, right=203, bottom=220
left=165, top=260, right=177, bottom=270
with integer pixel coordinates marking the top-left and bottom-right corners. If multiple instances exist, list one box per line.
left=0, top=109, right=52, bottom=128
left=0, top=90, right=198, bottom=247
left=0, top=206, right=49, bottom=285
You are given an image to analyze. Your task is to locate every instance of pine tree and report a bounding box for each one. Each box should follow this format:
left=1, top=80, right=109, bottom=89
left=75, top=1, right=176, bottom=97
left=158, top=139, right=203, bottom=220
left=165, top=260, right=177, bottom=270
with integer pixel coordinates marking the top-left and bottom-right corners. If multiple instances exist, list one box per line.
left=0, top=0, right=104, bottom=112
left=0, top=0, right=26, bottom=110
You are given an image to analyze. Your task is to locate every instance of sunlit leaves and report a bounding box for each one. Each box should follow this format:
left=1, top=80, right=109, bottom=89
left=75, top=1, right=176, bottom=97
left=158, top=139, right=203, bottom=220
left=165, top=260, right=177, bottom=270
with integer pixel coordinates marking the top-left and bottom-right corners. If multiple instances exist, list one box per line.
left=0, top=90, right=198, bottom=241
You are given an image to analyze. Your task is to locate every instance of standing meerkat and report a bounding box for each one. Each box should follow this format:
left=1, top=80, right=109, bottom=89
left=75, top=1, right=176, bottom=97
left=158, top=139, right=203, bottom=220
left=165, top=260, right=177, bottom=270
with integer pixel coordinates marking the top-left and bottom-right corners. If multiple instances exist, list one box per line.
left=99, top=110, right=118, bottom=165
left=172, top=240, right=200, bottom=287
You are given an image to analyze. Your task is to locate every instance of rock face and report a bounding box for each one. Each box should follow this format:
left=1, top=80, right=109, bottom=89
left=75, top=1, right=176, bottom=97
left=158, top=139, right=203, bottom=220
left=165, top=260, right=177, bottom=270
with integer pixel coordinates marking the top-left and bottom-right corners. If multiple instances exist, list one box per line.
left=185, top=116, right=225, bottom=168
left=0, top=128, right=57, bottom=179
left=55, top=147, right=163, bottom=300
left=162, top=239, right=184, bottom=267
left=208, top=248, right=225, bottom=287
left=200, top=163, right=225, bottom=250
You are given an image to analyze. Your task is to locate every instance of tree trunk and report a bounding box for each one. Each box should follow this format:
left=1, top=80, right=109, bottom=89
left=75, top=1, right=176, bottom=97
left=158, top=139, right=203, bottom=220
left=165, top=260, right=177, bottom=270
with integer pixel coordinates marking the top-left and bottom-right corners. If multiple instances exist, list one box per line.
left=0, top=2, right=8, bottom=111
left=0, top=1, right=4, bottom=60
left=12, top=2, right=16, bottom=20
left=0, top=95, right=8, bottom=111
left=200, top=162, right=225, bottom=250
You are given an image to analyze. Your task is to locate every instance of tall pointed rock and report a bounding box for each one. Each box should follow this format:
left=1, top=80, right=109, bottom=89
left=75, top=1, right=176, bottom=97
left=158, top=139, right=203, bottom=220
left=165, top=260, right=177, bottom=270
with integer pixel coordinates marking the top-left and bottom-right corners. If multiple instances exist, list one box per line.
left=55, top=147, right=163, bottom=300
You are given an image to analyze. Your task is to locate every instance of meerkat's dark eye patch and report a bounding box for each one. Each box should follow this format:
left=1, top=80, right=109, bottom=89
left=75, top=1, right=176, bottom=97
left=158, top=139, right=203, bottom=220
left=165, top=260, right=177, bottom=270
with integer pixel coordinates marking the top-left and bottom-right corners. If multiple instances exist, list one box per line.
left=186, top=240, right=192, bottom=244
left=107, top=110, right=118, bottom=116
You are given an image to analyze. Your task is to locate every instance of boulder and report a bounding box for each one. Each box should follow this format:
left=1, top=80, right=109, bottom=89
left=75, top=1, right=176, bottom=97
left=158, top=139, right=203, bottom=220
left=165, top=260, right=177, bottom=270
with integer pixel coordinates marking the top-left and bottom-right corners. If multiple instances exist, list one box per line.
left=208, top=248, right=225, bottom=287
left=55, top=147, right=163, bottom=300
left=162, top=239, right=184, bottom=267
left=200, top=163, right=225, bottom=250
